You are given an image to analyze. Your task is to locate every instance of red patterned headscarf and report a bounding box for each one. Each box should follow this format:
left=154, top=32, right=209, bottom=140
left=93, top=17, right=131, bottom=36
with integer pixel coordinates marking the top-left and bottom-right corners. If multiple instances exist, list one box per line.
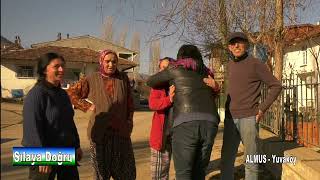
left=99, top=49, right=119, bottom=77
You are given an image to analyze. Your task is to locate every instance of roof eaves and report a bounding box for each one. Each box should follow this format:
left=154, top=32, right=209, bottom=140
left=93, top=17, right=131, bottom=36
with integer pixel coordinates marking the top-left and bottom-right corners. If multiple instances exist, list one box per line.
left=31, top=35, right=138, bottom=55
left=31, top=35, right=91, bottom=48
left=85, top=35, right=138, bottom=54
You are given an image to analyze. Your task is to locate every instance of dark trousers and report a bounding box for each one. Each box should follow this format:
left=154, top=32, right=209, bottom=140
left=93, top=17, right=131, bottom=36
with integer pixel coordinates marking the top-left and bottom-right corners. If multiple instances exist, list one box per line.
left=172, top=120, right=218, bottom=180
left=29, top=166, right=79, bottom=180
left=90, top=134, right=136, bottom=180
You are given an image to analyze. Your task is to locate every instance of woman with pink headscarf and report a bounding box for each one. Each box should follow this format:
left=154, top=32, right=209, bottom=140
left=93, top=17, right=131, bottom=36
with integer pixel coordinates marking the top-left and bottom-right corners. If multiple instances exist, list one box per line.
left=67, top=49, right=136, bottom=180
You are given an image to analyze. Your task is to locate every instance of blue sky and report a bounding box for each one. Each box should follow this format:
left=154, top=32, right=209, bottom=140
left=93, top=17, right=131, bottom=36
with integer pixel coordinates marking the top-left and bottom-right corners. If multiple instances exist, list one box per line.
left=1, top=0, right=320, bottom=74
left=1, top=0, right=183, bottom=74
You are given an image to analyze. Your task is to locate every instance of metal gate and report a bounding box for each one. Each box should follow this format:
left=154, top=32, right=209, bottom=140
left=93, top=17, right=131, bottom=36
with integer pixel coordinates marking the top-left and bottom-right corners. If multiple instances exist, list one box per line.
left=260, top=74, right=320, bottom=148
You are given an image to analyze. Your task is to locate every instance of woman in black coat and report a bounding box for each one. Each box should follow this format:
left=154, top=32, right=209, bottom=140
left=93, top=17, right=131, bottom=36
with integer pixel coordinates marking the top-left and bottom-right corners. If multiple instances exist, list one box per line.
left=147, top=45, right=220, bottom=180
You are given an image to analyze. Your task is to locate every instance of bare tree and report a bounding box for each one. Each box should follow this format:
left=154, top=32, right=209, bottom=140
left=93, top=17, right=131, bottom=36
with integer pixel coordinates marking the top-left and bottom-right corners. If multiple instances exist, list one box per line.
left=149, top=39, right=161, bottom=75
left=151, top=0, right=314, bottom=86
left=273, top=0, right=284, bottom=81
left=218, top=0, right=230, bottom=101
left=153, top=1, right=308, bottom=61
left=151, top=0, right=314, bottom=127
left=306, top=35, right=320, bottom=79
left=149, top=41, right=154, bottom=75
left=102, top=16, right=114, bottom=42
left=131, top=32, right=141, bottom=76
left=153, top=40, right=161, bottom=74
left=116, top=25, right=129, bottom=47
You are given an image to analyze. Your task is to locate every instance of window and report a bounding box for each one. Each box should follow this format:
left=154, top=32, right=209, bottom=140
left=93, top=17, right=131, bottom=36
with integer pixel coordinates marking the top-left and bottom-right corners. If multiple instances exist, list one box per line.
left=119, top=53, right=132, bottom=60
left=16, top=65, right=34, bottom=78
left=302, top=46, right=307, bottom=65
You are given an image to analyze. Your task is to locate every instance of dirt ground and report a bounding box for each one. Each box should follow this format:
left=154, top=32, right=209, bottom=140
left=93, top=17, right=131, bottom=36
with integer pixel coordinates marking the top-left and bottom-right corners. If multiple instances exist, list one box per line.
left=1, top=102, right=274, bottom=180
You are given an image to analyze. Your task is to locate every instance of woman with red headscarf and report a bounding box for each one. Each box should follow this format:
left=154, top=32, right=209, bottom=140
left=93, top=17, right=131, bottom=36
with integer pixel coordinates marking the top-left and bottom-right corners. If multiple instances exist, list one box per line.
left=67, top=49, right=136, bottom=180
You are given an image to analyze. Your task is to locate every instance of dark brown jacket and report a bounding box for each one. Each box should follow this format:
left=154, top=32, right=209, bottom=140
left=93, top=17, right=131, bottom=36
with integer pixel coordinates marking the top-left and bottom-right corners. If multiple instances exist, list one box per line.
left=226, top=55, right=282, bottom=118
left=67, top=72, right=134, bottom=143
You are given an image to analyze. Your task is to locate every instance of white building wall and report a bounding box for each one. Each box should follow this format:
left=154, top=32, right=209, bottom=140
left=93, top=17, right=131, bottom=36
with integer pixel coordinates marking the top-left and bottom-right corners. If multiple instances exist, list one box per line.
left=284, top=44, right=315, bottom=76
left=1, top=63, right=37, bottom=98
left=283, top=39, right=319, bottom=112
left=1, top=61, right=89, bottom=97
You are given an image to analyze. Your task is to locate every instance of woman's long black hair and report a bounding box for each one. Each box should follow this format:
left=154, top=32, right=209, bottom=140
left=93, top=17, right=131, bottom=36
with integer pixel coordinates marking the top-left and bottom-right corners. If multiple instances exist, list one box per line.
left=176, top=44, right=206, bottom=75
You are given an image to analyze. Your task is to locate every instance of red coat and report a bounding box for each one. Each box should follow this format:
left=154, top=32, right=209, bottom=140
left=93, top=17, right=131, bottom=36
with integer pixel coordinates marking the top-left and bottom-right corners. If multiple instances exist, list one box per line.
left=148, top=88, right=172, bottom=151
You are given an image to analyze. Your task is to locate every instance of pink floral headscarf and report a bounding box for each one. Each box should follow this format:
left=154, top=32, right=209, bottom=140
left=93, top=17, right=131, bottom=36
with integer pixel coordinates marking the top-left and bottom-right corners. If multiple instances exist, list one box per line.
left=99, top=49, right=119, bottom=77
left=172, top=58, right=215, bottom=77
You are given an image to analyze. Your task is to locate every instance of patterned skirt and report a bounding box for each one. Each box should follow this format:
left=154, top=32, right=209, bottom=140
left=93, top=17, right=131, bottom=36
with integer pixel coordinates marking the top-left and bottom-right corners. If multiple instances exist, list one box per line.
left=90, top=132, right=136, bottom=180
left=150, top=144, right=172, bottom=180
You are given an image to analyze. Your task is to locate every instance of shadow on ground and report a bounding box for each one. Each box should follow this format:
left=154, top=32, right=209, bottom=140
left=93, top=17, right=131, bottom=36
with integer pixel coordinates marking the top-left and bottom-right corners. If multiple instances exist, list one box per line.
left=206, top=152, right=244, bottom=180
left=1, top=108, right=23, bottom=116
left=208, top=163, right=278, bottom=180
left=132, top=140, right=150, bottom=165
left=134, top=106, right=152, bottom=112
left=259, top=135, right=301, bottom=179
left=1, top=138, right=17, bottom=144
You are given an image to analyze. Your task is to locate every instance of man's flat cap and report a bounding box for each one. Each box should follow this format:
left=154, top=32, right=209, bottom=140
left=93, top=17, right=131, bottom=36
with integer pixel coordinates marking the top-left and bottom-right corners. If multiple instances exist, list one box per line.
left=227, top=32, right=248, bottom=43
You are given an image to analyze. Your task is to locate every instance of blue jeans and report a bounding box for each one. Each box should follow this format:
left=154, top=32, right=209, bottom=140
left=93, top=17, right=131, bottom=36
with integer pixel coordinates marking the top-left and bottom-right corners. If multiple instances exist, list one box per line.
left=220, top=114, right=259, bottom=180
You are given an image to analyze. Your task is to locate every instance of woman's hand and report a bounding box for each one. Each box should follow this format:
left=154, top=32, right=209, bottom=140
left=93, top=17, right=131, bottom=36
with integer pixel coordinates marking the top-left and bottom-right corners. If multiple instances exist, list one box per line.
left=256, top=110, right=264, bottom=123
left=88, top=104, right=96, bottom=112
left=203, top=75, right=217, bottom=89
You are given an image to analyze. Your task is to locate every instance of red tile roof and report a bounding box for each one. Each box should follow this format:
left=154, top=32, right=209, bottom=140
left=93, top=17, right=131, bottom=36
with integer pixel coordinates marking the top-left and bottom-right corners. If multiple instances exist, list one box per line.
left=1, top=46, right=137, bottom=71
left=284, top=24, right=320, bottom=46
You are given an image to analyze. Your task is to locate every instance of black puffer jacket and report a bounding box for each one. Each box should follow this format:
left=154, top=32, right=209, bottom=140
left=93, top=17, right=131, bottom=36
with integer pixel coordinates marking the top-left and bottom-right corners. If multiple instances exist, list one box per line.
left=147, top=65, right=220, bottom=124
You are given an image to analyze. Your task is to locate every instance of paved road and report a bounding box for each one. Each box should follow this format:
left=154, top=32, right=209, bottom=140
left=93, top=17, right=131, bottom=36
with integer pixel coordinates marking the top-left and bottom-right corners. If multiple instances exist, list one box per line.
left=1, top=102, right=273, bottom=179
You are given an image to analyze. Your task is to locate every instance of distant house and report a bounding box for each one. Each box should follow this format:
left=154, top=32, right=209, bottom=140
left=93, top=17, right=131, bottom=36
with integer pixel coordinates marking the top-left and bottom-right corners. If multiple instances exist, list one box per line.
left=31, top=35, right=138, bottom=66
left=1, top=35, right=23, bottom=52
left=1, top=36, right=25, bottom=98
left=31, top=34, right=139, bottom=84
left=1, top=35, right=138, bottom=98
left=282, top=24, right=320, bottom=79
left=281, top=24, right=320, bottom=112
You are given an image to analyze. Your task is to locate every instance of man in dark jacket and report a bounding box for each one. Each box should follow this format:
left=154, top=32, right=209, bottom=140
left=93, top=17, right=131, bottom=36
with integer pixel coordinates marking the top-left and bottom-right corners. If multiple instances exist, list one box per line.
left=220, top=32, right=282, bottom=180
left=147, top=44, right=220, bottom=180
